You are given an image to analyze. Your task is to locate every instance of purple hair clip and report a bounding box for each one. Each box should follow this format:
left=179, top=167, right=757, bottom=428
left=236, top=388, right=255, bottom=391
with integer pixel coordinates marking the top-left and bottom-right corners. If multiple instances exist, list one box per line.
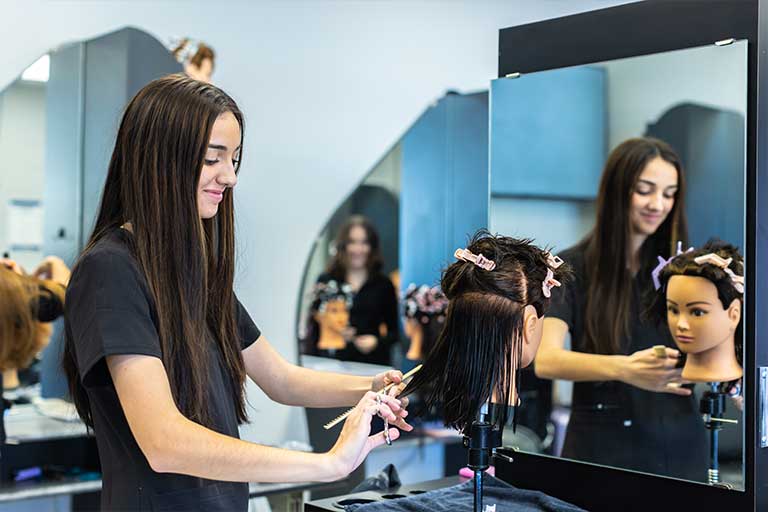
left=454, top=248, right=496, bottom=271
left=652, top=241, right=694, bottom=290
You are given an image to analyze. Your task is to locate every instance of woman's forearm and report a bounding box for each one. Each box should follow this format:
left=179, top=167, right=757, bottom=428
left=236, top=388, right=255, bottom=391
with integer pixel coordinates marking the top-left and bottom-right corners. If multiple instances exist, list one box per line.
left=152, top=412, right=341, bottom=482
left=276, top=364, right=372, bottom=407
left=535, top=347, right=626, bottom=382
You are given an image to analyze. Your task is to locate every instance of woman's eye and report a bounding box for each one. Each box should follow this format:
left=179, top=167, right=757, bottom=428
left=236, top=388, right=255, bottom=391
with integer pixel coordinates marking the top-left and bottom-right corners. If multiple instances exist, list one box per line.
left=663, top=191, right=677, bottom=199
left=635, top=187, right=652, bottom=196
left=205, top=159, right=219, bottom=166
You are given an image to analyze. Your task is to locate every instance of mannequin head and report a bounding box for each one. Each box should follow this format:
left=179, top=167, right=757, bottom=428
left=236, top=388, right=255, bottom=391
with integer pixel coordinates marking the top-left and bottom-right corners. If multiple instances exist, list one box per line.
left=652, top=239, right=743, bottom=382
left=308, top=280, right=353, bottom=351
left=404, top=230, right=571, bottom=433
left=0, top=267, right=53, bottom=371
left=403, top=284, right=448, bottom=361
left=172, top=39, right=216, bottom=83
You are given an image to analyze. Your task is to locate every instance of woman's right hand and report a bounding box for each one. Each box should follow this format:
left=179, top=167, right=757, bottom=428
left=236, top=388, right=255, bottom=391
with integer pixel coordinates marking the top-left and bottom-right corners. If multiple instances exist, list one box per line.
left=619, top=347, right=691, bottom=396
left=327, top=391, right=409, bottom=478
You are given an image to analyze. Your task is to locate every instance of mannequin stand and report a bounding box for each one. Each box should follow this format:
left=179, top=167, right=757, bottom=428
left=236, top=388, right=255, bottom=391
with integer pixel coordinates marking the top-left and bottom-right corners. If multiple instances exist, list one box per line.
left=464, top=404, right=502, bottom=512
left=700, top=382, right=737, bottom=486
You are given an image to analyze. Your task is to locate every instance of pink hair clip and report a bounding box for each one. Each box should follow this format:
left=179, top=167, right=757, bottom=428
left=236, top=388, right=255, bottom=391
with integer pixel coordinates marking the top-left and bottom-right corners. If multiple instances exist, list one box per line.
left=542, top=268, right=561, bottom=298
left=694, top=253, right=745, bottom=293
left=652, top=241, right=694, bottom=290
left=545, top=252, right=564, bottom=269
left=454, top=248, right=496, bottom=271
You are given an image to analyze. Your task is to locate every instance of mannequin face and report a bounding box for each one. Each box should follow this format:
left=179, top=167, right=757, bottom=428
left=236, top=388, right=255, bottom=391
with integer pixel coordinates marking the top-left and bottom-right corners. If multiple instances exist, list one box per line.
left=629, top=156, right=678, bottom=237
left=198, top=112, right=240, bottom=219
left=316, top=298, right=349, bottom=333
left=666, top=275, right=741, bottom=355
left=345, top=225, right=371, bottom=271
left=521, top=304, right=544, bottom=367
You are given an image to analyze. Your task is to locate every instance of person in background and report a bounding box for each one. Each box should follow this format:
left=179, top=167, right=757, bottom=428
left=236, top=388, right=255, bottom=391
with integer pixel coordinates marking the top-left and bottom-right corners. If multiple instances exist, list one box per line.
left=535, top=137, right=708, bottom=480
left=316, top=215, right=399, bottom=366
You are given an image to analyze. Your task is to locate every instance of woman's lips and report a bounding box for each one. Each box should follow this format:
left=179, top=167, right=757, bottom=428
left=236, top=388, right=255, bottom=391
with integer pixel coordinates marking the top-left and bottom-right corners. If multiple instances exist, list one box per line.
left=641, top=212, right=662, bottom=223
left=205, top=190, right=224, bottom=202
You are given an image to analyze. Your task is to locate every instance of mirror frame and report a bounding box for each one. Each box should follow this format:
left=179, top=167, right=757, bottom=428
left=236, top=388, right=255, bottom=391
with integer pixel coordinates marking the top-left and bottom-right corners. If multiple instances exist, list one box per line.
left=493, top=1, right=765, bottom=510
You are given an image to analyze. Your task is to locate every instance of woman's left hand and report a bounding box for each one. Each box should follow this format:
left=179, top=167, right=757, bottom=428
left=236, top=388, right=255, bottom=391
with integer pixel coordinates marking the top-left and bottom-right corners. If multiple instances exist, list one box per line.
left=354, top=335, right=378, bottom=354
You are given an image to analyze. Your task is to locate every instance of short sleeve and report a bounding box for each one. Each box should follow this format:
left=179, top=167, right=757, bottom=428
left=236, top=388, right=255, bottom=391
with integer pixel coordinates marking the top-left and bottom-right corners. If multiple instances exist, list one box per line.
left=65, top=250, right=162, bottom=387
left=235, top=295, right=261, bottom=350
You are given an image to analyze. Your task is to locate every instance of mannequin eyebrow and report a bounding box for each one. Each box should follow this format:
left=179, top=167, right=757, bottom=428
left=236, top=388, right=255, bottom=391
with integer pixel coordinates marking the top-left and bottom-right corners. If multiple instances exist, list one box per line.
left=686, top=301, right=711, bottom=306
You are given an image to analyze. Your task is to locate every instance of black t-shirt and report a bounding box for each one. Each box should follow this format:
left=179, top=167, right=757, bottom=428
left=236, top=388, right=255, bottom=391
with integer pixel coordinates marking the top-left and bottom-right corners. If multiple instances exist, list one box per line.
left=64, top=229, right=261, bottom=511
left=313, top=272, right=398, bottom=365
left=547, top=244, right=707, bottom=481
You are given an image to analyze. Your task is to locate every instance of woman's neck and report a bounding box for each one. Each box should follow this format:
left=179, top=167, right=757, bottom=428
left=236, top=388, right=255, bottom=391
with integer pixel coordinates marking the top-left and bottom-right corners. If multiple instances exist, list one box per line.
left=346, top=268, right=368, bottom=292
left=682, top=334, right=742, bottom=383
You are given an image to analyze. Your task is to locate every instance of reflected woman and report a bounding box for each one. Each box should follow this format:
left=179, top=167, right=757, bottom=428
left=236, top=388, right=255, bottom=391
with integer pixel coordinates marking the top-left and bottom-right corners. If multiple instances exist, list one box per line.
left=535, top=137, right=708, bottom=480
left=315, top=216, right=399, bottom=366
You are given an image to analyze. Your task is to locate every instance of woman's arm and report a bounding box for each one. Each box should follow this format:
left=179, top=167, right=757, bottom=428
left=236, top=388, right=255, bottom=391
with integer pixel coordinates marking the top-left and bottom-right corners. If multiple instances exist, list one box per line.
left=535, top=317, right=691, bottom=395
left=242, top=336, right=410, bottom=415
left=107, top=353, right=404, bottom=482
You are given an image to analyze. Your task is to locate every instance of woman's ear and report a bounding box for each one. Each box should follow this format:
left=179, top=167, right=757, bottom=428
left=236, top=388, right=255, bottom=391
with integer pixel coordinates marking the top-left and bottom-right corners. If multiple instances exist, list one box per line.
left=727, top=298, right=742, bottom=331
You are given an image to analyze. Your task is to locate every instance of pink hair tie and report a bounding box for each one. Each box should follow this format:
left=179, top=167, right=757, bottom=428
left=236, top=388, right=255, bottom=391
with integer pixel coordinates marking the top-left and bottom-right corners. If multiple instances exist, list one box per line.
left=454, top=248, right=496, bottom=271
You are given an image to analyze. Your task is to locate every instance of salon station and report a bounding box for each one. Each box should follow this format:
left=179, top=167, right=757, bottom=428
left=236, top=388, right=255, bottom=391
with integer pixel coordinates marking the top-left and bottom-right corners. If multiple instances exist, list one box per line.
left=1, top=0, right=768, bottom=511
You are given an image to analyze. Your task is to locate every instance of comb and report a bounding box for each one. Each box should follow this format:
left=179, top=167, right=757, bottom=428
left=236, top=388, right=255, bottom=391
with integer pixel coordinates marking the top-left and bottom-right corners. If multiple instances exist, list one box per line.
left=323, top=365, right=422, bottom=430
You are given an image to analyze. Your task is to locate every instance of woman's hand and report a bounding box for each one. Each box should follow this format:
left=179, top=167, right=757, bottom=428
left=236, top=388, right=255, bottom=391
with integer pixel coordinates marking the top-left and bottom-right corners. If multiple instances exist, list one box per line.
left=353, top=335, right=378, bottom=354
left=34, top=256, right=71, bottom=286
left=618, top=347, right=691, bottom=396
left=327, top=391, right=412, bottom=478
left=371, top=369, right=410, bottom=413
left=0, top=258, right=24, bottom=275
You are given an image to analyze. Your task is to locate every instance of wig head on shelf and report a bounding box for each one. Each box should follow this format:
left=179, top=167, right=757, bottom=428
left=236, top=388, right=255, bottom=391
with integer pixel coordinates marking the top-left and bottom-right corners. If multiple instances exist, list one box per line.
left=403, top=229, right=571, bottom=434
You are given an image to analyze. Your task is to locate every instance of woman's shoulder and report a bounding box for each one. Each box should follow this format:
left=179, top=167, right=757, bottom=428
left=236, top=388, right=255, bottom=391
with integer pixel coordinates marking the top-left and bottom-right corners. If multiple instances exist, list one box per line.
left=68, top=230, right=146, bottom=298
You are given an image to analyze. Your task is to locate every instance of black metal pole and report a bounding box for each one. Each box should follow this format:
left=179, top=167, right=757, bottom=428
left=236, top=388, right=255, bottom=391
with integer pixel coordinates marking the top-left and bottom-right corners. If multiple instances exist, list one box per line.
left=474, top=469, right=483, bottom=512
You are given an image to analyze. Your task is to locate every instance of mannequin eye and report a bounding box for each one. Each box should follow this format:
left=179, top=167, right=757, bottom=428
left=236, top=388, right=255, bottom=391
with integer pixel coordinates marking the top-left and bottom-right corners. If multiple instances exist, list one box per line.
left=666, top=305, right=678, bottom=315
left=691, top=308, right=708, bottom=317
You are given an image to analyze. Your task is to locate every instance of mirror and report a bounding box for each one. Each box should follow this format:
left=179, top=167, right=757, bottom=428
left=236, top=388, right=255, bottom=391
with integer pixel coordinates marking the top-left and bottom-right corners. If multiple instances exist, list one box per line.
left=489, top=41, right=747, bottom=487
left=0, top=27, right=181, bottom=400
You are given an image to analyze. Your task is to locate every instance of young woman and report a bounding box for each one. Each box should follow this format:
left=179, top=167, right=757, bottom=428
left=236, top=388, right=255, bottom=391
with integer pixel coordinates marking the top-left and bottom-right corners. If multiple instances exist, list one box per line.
left=535, top=137, right=708, bottom=480
left=62, top=74, right=411, bottom=511
left=314, top=216, right=399, bottom=365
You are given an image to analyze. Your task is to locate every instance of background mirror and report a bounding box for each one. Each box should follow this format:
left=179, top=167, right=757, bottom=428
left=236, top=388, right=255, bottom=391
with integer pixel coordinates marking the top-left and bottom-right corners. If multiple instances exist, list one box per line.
left=0, top=27, right=180, bottom=400
left=489, top=41, right=747, bottom=487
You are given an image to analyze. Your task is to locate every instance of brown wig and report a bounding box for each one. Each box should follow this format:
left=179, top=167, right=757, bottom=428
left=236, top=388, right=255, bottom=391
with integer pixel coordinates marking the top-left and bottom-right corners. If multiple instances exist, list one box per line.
left=650, top=239, right=743, bottom=367
left=325, top=215, right=384, bottom=281
left=172, top=38, right=215, bottom=69
left=63, top=74, right=246, bottom=429
left=0, top=268, right=61, bottom=370
left=404, top=230, right=571, bottom=434
left=582, top=137, right=688, bottom=355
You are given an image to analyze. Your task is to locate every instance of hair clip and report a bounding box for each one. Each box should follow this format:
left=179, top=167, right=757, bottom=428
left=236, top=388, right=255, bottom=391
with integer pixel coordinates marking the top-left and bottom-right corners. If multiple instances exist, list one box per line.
left=694, top=253, right=745, bottom=293
left=454, top=248, right=496, bottom=271
left=544, top=252, right=564, bottom=269
left=542, top=268, right=562, bottom=298
left=652, top=241, right=695, bottom=290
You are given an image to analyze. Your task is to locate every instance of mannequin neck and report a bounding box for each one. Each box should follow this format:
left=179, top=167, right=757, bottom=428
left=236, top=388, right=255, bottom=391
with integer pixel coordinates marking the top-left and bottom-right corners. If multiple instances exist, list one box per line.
left=682, top=333, right=742, bottom=383
left=317, top=323, right=347, bottom=351
left=3, top=368, right=19, bottom=390
left=406, top=321, right=424, bottom=361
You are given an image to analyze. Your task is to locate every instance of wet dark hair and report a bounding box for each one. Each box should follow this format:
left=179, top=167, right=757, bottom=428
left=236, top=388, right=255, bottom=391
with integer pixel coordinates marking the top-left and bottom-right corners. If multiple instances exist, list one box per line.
left=650, top=239, right=744, bottom=366
left=404, top=230, right=571, bottom=434
left=326, top=215, right=383, bottom=280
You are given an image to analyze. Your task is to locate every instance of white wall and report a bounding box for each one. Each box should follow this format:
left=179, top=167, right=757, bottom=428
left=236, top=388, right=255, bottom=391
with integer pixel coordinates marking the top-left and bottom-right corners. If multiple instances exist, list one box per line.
left=0, top=0, right=635, bottom=446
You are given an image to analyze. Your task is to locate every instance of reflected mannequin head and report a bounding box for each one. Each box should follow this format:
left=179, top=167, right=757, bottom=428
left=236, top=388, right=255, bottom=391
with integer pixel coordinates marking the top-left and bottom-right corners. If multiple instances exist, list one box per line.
left=582, top=137, right=688, bottom=356
left=652, top=239, right=743, bottom=382
left=172, top=39, right=216, bottom=83
left=0, top=267, right=47, bottom=370
left=306, top=280, right=353, bottom=352
left=403, top=285, right=448, bottom=361
left=327, top=215, right=383, bottom=279
left=64, top=74, right=249, bottom=430
left=404, top=230, right=571, bottom=433
left=315, top=298, right=350, bottom=334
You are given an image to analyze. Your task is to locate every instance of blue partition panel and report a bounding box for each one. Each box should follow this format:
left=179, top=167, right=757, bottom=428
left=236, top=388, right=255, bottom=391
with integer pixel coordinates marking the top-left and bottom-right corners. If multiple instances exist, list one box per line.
left=490, top=67, right=605, bottom=199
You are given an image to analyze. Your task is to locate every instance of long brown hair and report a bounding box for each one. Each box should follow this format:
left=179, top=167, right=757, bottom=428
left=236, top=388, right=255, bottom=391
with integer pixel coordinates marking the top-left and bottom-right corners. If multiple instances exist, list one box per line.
left=63, top=74, right=247, bottom=429
left=582, top=137, right=688, bottom=355
left=0, top=268, right=60, bottom=370
left=325, top=215, right=383, bottom=281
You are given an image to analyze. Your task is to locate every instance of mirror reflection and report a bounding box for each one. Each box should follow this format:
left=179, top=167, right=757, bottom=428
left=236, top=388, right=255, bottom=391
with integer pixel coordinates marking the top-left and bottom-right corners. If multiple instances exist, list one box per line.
left=490, top=41, right=747, bottom=487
